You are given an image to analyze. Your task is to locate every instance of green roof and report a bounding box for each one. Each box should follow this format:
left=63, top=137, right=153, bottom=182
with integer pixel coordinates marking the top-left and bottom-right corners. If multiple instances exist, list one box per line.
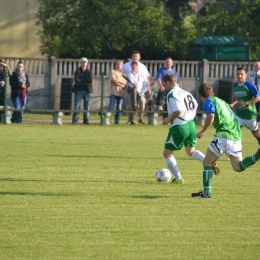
left=193, top=36, right=249, bottom=46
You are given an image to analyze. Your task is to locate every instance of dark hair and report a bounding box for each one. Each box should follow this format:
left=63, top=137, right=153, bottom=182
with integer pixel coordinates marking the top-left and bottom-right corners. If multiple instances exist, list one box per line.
left=131, top=61, right=138, bottom=66
left=198, top=83, right=213, bottom=98
left=236, top=67, right=247, bottom=73
left=132, top=50, right=141, bottom=56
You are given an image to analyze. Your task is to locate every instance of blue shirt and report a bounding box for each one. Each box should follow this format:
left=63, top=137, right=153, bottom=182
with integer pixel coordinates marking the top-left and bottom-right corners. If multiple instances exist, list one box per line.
left=156, top=67, right=180, bottom=83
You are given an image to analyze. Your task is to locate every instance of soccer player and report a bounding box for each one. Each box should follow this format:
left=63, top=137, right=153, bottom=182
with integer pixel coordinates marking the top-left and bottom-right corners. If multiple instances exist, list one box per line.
left=162, top=74, right=219, bottom=184
left=230, top=67, right=260, bottom=146
left=192, top=83, right=260, bottom=198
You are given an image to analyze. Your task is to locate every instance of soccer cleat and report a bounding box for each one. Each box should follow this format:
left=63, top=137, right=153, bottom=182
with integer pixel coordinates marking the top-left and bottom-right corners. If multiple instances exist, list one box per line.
left=212, top=163, right=220, bottom=175
left=191, top=190, right=211, bottom=198
left=171, top=178, right=184, bottom=184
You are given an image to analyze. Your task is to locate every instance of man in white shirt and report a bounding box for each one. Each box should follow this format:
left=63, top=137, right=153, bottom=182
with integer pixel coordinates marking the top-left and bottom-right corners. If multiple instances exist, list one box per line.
left=121, top=50, right=151, bottom=123
left=126, top=61, right=148, bottom=124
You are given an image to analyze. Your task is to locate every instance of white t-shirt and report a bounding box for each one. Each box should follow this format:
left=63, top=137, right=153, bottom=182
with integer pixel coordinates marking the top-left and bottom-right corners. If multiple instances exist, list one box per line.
left=126, top=70, right=148, bottom=96
left=121, top=61, right=150, bottom=79
left=167, top=85, right=198, bottom=126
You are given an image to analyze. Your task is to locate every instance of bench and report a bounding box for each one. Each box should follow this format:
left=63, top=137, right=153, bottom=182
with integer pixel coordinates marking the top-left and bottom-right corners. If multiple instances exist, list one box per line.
left=0, top=106, right=12, bottom=124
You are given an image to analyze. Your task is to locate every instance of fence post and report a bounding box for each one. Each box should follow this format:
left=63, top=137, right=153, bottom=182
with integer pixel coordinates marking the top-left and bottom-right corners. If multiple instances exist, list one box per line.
left=100, top=72, right=105, bottom=126
left=50, top=56, right=58, bottom=110
left=3, top=67, right=7, bottom=125
left=202, top=59, right=209, bottom=83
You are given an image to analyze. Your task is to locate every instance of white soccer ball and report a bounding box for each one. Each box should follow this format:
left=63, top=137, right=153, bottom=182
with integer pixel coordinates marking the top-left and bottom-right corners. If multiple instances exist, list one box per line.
left=155, top=168, right=172, bottom=182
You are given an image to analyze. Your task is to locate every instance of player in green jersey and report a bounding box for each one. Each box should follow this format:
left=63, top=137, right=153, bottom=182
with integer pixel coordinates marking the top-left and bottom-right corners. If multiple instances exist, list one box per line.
left=192, top=83, right=260, bottom=198
left=162, top=74, right=219, bottom=184
left=230, top=67, right=260, bottom=147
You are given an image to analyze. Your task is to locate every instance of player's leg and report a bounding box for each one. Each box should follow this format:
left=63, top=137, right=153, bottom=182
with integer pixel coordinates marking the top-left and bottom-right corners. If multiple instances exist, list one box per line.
left=184, top=121, right=205, bottom=161
left=192, top=137, right=227, bottom=198
left=164, top=126, right=185, bottom=183
left=251, top=130, right=260, bottom=146
left=239, top=117, right=260, bottom=145
left=228, top=148, right=260, bottom=172
left=163, top=149, right=183, bottom=183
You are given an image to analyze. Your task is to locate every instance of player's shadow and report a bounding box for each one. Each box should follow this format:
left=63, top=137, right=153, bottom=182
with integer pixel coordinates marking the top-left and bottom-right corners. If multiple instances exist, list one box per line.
left=0, top=191, right=73, bottom=196
left=129, top=195, right=169, bottom=199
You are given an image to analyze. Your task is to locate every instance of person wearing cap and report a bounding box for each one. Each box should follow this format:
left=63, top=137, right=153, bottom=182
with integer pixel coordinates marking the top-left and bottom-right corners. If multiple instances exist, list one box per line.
left=72, top=57, right=93, bottom=124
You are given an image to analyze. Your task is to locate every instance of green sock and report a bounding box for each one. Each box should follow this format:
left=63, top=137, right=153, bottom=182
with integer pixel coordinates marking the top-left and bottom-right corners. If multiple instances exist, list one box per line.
left=257, top=137, right=260, bottom=146
left=239, top=151, right=260, bottom=171
left=203, top=166, right=213, bottom=196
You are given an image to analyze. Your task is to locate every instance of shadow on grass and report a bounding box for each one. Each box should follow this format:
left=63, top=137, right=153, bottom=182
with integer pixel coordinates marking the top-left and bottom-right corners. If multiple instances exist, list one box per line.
left=129, top=195, right=169, bottom=199
left=0, top=178, right=156, bottom=185
left=0, top=191, right=73, bottom=196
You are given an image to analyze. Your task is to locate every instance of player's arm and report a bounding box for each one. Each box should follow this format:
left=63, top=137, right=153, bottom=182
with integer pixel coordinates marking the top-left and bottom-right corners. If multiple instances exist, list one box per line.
left=197, top=113, right=215, bottom=139
left=229, top=97, right=238, bottom=108
left=163, top=110, right=182, bottom=125
left=238, top=96, right=260, bottom=108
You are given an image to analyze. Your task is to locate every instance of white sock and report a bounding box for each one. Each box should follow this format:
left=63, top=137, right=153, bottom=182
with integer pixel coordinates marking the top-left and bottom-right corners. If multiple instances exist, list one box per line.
left=165, top=157, right=182, bottom=180
left=191, top=150, right=205, bottom=162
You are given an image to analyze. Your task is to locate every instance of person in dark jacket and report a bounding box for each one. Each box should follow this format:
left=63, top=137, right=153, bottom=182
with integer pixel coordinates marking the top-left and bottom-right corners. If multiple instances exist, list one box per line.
left=0, top=60, right=12, bottom=121
left=9, top=61, right=30, bottom=123
left=72, top=57, right=93, bottom=124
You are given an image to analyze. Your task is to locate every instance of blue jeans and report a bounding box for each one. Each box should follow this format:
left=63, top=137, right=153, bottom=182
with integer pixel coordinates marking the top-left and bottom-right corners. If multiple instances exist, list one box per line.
left=72, top=91, right=91, bottom=123
left=108, top=95, right=123, bottom=123
left=12, top=93, right=27, bottom=123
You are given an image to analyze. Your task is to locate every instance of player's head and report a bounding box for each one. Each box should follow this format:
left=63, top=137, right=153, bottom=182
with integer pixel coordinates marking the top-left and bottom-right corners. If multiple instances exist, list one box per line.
left=198, top=83, right=214, bottom=99
left=236, top=67, right=247, bottom=84
left=162, top=73, right=178, bottom=91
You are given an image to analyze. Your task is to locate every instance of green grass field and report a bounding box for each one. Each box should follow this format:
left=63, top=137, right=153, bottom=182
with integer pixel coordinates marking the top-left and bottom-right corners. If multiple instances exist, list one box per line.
left=0, top=123, right=259, bottom=259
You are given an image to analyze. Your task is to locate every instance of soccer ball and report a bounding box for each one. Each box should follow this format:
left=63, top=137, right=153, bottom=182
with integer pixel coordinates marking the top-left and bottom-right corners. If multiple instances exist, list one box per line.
left=155, top=168, right=171, bottom=182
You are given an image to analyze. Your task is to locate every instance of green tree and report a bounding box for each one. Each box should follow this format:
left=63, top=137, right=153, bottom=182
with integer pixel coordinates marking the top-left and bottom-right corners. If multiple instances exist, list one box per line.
left=36, top=0, right=198, bottom=60
left=195, top=0, right=260, bottom=60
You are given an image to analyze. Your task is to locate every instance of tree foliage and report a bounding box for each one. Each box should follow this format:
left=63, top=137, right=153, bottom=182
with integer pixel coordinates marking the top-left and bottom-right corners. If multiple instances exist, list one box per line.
left=36, top=0, right=198, bottom=60
left=195, top=0, right=260, bottom=60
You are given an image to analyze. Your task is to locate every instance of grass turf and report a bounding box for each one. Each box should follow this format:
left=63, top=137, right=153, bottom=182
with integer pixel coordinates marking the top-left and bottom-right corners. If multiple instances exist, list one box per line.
left=0, top=124, right=259, bottom=259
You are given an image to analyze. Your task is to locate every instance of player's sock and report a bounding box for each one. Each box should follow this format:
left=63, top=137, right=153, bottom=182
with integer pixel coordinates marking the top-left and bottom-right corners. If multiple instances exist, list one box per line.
left=203, top=166, right=213, bottom=196
left=191, top=150, right=205, bottom=162
left=239, top=149, right=260, bottom=171
left=165, top=157, right=182, bottom=181
left=257, top=137, right=260, bottom=146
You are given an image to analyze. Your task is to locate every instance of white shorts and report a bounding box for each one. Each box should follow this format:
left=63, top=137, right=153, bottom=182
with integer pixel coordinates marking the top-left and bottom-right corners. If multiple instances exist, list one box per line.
left=234, top=115, right=259, bottom=132
left=209, top=137, right=242, bottom=158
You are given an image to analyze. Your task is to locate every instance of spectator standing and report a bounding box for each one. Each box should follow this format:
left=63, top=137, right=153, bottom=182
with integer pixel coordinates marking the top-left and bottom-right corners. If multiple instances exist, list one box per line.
left=247, top=61, right=260, bottom=122
left=192, top=83, right=260, bottom=198
left=156, top=57, right=180, bottom=118
left=0, top=60, right=12, bottom=121
left=121, top=50, right=151, bottom=123
left=9, top=61, right=30, bottom=123
left=72, top=57, right=93, bottom=124
left=108, top=60, right=127, bottom=124
left=230, top=67, right=260, bottom=147
left=126, top=61, right=148, bottom=124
